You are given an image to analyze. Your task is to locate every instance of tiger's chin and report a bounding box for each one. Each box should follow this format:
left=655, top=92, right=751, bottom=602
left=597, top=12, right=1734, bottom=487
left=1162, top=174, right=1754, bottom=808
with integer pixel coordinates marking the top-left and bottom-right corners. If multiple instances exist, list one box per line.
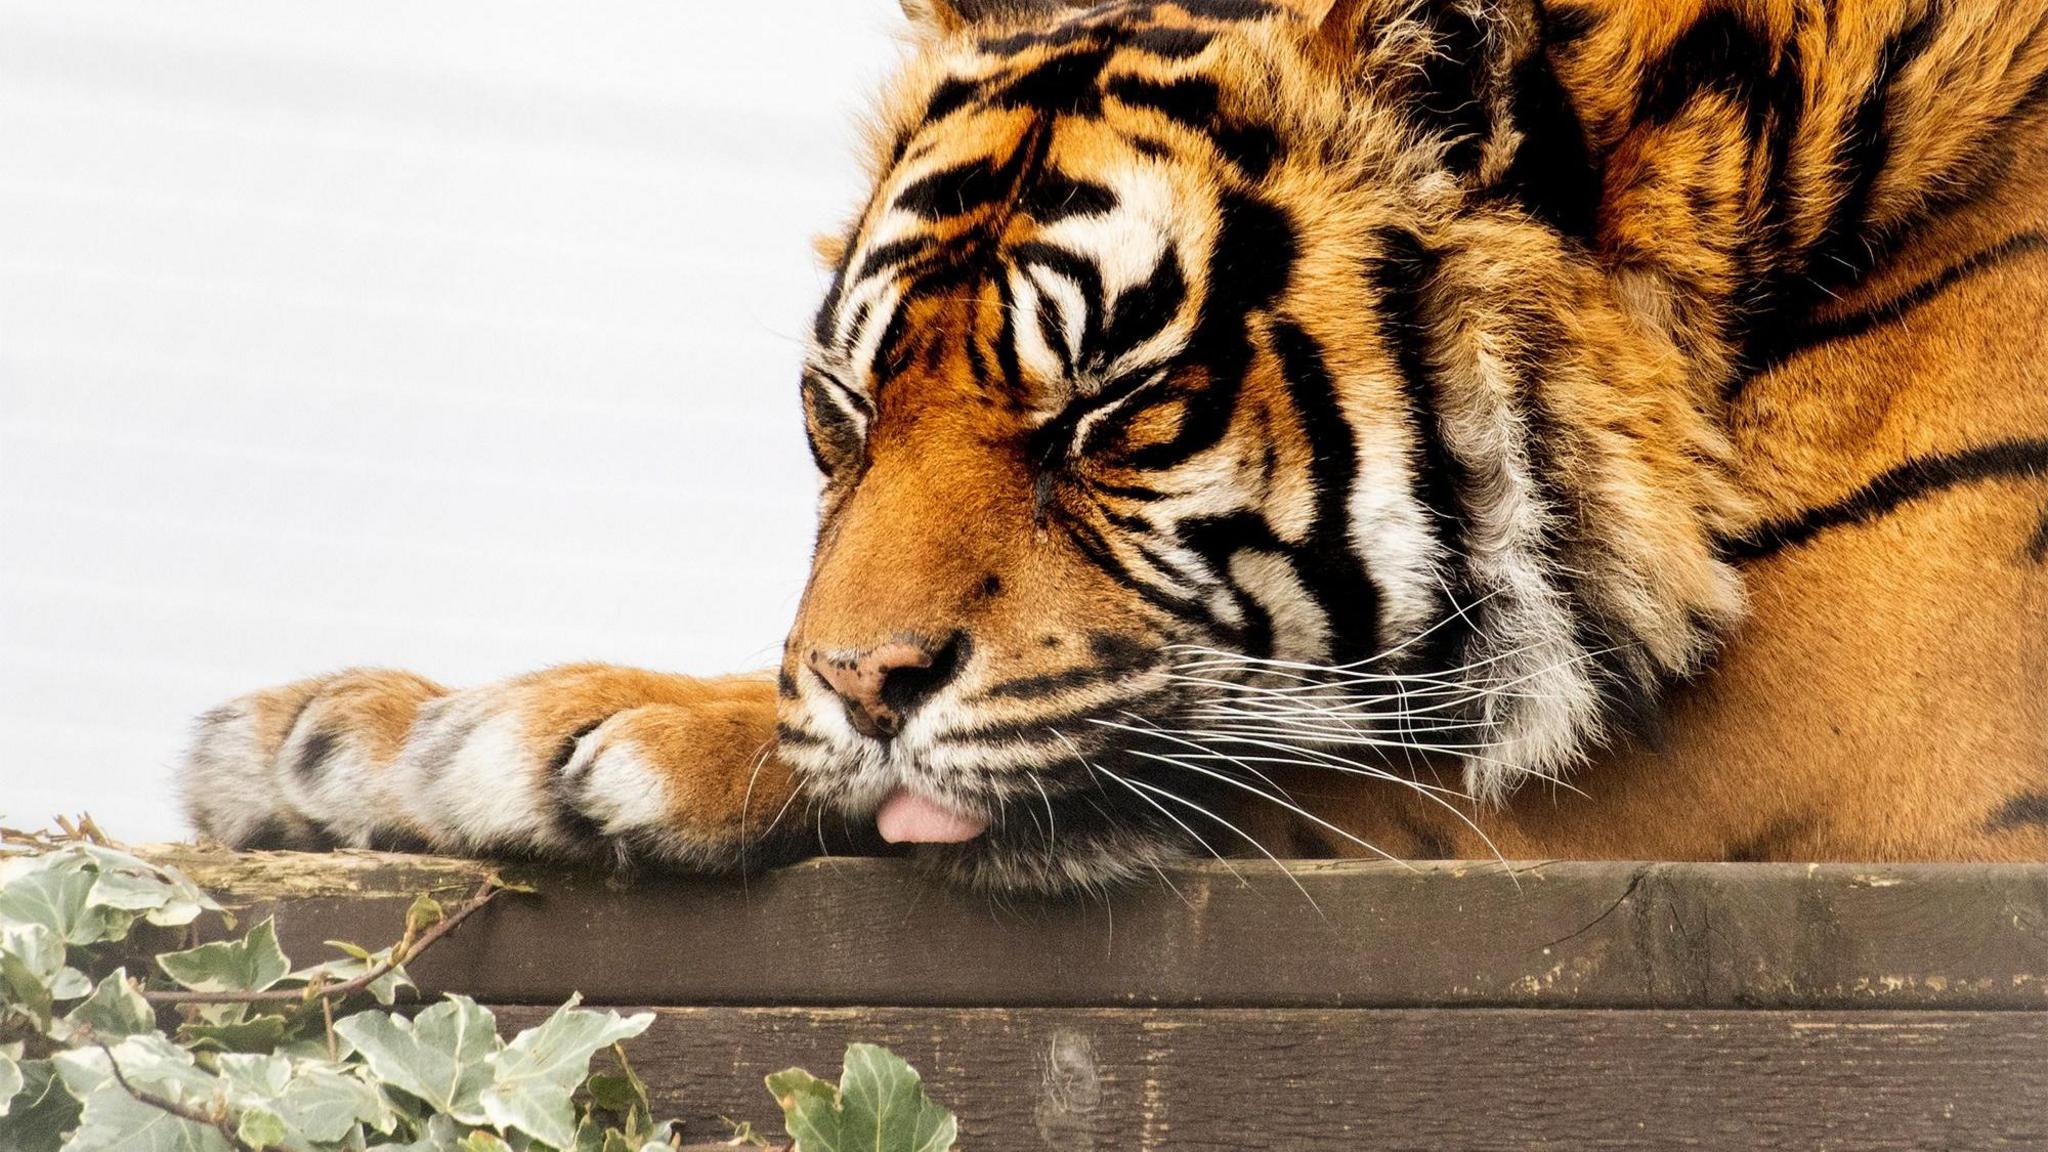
left=794, top=736, right=1208, bottom=896
left=891, top=789, right=1197, bottom=897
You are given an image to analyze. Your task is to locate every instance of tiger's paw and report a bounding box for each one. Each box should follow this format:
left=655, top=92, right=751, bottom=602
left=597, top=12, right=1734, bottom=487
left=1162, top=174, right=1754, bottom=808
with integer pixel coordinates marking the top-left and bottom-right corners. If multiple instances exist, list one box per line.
left=183, top=665, right=800, bottom=873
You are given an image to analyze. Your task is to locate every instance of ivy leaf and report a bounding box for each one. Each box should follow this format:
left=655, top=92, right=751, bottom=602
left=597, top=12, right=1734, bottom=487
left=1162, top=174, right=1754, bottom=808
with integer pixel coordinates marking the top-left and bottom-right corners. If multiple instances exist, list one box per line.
left=178, top=1012, right=301, bottom=1055
left=334, top=995, right=500, bottom=1126
left=372, top=1113, right=466, bottom=1152
left=0, top=1059, right=84, bottom=1152
left=0, top=948, right=56, bottom=1030
left=61, top=969, right=156, bottom=1041
left=157, top=919, right=291, bottom=994
left=479, top=997, right=653, bottom=1150
left=2, top=923, right=92, bottom=1028
left=216, top=1054, right=392, bottom=1147
left=291, top=945, right=414, bottom=1007
left=54, top=1035, right=232, bottom=1152
left=456, top=1133, right=511, bottom=1152
left=288, top=1065, right=394, bottom=1140
left=767, top=1045, right=956, bottom=1152
left=0, top=1049, right=22, bottom=1116
left=234, top=1107, right=290, bottom=1150
left=0, top=866, right=128, bottom=947
left=77, top=849, right=219, bottom=929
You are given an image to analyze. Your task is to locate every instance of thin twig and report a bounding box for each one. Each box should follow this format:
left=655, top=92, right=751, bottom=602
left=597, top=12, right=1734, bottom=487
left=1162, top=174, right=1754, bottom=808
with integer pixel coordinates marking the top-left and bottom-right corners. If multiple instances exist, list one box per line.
left=95, top=1039, right=265, bottom=1151
left=144, top=879, right=508, bottom=1006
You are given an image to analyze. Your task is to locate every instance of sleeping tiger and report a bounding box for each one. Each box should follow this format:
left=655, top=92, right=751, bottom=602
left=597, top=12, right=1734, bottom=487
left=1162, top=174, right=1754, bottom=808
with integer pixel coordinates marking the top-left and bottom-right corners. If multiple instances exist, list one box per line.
left=182, top=0, right=2048, bottom=893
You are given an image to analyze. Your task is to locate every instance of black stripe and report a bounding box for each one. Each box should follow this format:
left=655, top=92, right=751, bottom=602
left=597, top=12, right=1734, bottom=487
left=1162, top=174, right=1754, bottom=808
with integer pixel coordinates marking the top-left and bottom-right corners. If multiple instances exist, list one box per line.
left=1987, top=792, right=2048, bottom=831
left=1011, top=241, right=1106, bottom=361
left=774, top=722, right=826, bottom=748
left=981, top=665, right=1123, bottom=701
left=852, top=236, right=934, bottom=286
left=1269, top=319, right=1384, bottom=662
left=1106, top=74, right=1275, bottom=181
left=2025, top=508, right=2048, bottom=564
left=1499, top=7, right=1601, bottom=238
left=1751, top=231, right=2048, bottom=376
left=1020, top=172, right=1118, bottom=222
left=923, top=77, right=981, bottom=125
left=1209, top=122, right=1283, bottom=181
left=1091, top=249, right=1186, bottom=368
left=992, top=46, right=1113, bottom=116
left=1367, top=228, right=1478, bottom=671
left=1415, top=3, right=1492, bottom=175
left=1168, top=0, right=1276, bottom=20
left=1636, top=10, right=1776, bottom=125
left=895, top=159, right=1011, bottom=220
left=1725, top=439, right=2048, bottom=560
left=1806, top=1, right=1944, bottom=285
left=1129, top=26, right=1215, bottom=60
left=1176, top=512, right=1279, bottom=659
left=547, top=718, right=610, bottom=845
left=1119, top=191, right=1291, bottom=472
left=1107, top=75, right=1219, bottom=131
left=1542, top=3, right=1600, bottom=47
left=289, top=729, right=340, bottom=782
left=1065, top=514, right=1207, bottom=622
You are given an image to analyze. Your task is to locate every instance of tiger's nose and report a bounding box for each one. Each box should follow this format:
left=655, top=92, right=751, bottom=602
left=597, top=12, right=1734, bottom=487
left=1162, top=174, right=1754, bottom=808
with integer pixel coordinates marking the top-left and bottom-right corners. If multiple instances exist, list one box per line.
left=806, top=637, right=963, bottom=739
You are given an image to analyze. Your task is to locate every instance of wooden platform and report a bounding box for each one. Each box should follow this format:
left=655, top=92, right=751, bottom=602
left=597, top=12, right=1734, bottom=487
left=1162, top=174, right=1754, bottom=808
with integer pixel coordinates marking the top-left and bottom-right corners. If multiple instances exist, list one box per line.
left=152, top=848, right=2048, bottom=1150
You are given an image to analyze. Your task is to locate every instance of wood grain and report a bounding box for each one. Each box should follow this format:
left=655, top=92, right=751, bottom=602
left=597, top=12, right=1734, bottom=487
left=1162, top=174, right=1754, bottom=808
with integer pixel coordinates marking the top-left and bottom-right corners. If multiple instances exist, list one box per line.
left=149, top=848, right=2048, bottom=1010
left=496, top=1006, right=2048, bottom=1152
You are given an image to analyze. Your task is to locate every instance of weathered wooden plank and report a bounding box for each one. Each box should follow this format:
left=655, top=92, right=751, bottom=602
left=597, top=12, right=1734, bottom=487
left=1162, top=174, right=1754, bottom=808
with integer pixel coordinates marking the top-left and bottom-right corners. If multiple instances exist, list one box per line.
left=495, top=1006, right=2048, bottom=1152
left=149, top=847, right=2048, bottom=1009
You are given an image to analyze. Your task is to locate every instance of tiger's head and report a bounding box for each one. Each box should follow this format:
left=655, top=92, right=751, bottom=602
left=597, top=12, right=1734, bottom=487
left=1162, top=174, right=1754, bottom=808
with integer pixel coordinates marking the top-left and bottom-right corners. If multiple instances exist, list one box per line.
left=773, top=0, right=1748, bottom=892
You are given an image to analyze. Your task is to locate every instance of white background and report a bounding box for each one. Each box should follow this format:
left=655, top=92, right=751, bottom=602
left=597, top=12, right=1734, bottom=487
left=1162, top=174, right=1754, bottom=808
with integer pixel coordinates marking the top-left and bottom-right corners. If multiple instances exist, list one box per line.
left=0, top=1, right=907, bottom=840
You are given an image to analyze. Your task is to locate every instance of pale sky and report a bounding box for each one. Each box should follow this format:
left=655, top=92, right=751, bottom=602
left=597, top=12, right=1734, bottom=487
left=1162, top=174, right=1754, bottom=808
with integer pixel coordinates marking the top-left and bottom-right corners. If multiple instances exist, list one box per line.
left=0, top=1, right=908, bottom=839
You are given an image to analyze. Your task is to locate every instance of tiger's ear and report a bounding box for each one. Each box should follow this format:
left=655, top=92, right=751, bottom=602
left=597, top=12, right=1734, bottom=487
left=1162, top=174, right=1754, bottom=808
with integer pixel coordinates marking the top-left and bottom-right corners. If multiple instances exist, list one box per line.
left=900, top=0, right=1073, bottom=35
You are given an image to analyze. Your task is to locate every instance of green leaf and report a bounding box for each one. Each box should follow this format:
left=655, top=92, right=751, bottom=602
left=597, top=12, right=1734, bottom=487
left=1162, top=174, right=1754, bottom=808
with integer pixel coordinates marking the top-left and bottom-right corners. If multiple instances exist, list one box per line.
left=403, top=895, right=445, bottom=941
left=1, top=947, right=57, bottom=1030
left=177, top=1012, right=299, bottom=1054
left=455, top=1134, right=510, bottom=1152
left=369, top=1113, right=468, bottom=1152
left=768, top=1045, right=956, bottom=1152
left=1, top=862, right=131, bottom=947
left=0, top=1049, right=23, bottom=1116
left=333, top=995, right=500, bottom=1126
left=0, top=1060, right=85, bottom=1152
left=61, top=969, right=156, bottom=1041
left=54, top=1036, right=232, bottom=1152
left=286, top=1066, right=393, bottom=1141
left=77, top=849, right=219, bottom=929
left=479, top=997, right=653, bottom=1150
left=156, top=919, right=292, bottom=995
left=235, top=1107, right=289, bottom=1149
left=216, top=1053, right=395, bottom=1146
left=291, top=946, right=414, bottom=1007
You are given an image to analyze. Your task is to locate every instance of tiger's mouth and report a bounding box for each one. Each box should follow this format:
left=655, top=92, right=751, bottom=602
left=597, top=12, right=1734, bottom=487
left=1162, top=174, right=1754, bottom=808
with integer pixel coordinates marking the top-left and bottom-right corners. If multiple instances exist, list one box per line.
left=780, top=643, right=1492, bottom=894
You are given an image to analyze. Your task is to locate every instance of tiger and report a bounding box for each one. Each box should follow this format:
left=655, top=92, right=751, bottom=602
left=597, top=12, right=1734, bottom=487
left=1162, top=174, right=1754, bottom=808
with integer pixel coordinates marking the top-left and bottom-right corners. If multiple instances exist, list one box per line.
left=180, top=0, right=2048, bottom=894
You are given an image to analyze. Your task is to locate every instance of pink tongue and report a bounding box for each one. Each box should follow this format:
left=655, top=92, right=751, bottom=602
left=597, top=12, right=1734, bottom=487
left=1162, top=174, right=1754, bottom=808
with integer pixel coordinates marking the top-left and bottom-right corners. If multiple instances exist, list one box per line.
left=876, top=789, right=990, bottom=845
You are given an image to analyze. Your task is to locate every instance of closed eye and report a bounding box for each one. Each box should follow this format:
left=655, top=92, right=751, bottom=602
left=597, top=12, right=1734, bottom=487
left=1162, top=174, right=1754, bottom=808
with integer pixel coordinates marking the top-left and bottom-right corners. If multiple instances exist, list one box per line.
left=1029, top=367, right=1174, bottom=522
left=1030, top=366, right=1173, bottom=467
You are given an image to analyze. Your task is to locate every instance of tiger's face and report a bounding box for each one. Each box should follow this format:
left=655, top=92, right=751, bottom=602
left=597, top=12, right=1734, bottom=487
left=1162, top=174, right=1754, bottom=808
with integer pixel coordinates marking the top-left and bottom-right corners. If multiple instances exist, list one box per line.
left=771, top=0, right=1740, bottom=891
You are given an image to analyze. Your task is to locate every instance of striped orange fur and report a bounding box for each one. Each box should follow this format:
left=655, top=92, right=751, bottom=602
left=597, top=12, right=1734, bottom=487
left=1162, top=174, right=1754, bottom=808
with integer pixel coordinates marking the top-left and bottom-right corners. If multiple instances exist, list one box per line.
left=184, top=0, right=2048, bottom=892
